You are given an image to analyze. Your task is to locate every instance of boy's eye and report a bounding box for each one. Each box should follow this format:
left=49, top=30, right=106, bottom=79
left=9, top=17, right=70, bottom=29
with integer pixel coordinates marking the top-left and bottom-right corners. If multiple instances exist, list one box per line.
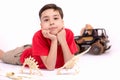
left=44, top=19, right=49, bottom=22
left=54, top=17, right=59, bottom=20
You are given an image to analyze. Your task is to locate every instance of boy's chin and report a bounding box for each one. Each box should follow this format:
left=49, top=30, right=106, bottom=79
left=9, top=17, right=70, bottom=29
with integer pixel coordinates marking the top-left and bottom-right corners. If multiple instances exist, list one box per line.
left=51, top=33, right=57, bottom=35
left=50, top=31, right=58, bottom=35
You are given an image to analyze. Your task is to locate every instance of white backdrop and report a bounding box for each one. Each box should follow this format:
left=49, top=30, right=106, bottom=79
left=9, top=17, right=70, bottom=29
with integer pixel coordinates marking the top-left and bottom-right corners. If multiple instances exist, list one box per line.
left=0, top=0, right=120, bottom=80
left=0, top=0, right=119, bottom=51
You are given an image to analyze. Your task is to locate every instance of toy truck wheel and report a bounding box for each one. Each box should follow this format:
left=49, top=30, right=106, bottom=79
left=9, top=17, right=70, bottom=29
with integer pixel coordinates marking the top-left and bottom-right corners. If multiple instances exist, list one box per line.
left=89, top=41, right=104, bottom=55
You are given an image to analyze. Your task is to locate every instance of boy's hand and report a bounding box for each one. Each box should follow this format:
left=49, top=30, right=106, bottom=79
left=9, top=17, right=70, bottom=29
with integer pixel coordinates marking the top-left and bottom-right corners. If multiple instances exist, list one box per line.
left=42, top=29, right=57, bottom=41
left=57, top=28, right=66, bottom=44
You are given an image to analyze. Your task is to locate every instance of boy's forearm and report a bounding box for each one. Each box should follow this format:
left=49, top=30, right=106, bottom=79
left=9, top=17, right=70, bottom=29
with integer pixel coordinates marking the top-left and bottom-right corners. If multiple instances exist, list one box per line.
left=60, top=40, right=74, bottom=63
left=45, top=39, right=58, bottom=70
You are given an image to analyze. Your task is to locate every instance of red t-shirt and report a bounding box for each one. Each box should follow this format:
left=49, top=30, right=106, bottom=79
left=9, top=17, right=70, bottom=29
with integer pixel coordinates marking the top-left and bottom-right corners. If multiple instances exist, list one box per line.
left=20, top=28, right=78, bottom=69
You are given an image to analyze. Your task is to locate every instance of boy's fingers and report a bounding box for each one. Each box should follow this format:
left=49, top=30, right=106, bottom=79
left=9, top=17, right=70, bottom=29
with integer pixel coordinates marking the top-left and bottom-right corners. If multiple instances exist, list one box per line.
left=58, top=27, right=64, bottom=33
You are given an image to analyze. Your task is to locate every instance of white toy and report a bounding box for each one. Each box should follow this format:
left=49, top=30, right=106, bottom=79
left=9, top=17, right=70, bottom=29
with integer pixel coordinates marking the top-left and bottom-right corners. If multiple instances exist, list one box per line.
left=6, top=72, right=22, bottom=80
left=57, top=47, right=91, bottom=75
left=21, top=56, right=42, bottom=76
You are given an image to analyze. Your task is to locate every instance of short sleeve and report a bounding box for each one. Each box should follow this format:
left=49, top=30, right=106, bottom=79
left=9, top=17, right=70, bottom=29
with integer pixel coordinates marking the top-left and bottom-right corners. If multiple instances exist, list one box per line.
left=65, top=29, right=78, bottom=54
left=32, top=30, right=51, bottom=56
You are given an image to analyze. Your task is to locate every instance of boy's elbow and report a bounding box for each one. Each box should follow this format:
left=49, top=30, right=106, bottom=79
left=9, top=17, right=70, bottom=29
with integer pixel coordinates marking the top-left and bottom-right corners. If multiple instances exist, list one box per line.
left=47, top=68, right=55, bottom=71
left=44, top=61, right=56, bottom=70
left=47, top=66, right=55, bottom=70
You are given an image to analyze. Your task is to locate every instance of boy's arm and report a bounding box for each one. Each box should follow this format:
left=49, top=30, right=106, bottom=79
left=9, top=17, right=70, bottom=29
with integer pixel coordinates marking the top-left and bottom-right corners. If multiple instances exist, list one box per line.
left=57, top=29, right=74, bottom=63
left=40, top=39, right=57, bottom=70
left=60, top=39, right=74, bottom=63
left=40, top=30, right=58, bottom=70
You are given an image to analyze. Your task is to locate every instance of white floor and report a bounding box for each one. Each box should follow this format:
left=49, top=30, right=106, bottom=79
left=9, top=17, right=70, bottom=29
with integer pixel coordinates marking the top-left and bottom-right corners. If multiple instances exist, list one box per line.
left=0, top=0, right=120, bottom=80
left=0, top=44, right=120, bottom=80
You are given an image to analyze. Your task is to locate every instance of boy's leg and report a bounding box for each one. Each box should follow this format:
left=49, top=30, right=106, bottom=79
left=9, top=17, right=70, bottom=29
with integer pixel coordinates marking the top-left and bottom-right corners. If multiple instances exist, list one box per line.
left=1, top=44, right=31, bottom=65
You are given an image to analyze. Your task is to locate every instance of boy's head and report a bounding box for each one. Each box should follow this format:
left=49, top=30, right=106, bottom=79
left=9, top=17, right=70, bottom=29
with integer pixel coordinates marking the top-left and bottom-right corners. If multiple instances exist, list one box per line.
left=39, top=4, right=63, bottom=19
left=39, top=4, right=64, bottom=35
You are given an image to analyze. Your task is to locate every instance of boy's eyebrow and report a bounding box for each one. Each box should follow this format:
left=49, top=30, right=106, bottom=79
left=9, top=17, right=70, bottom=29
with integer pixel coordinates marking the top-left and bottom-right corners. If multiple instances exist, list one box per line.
left=42, top=14, right=60, bottom=19
left=41, top=16, right=49, bottom=19
left=53, top=14, right=60, bottom=17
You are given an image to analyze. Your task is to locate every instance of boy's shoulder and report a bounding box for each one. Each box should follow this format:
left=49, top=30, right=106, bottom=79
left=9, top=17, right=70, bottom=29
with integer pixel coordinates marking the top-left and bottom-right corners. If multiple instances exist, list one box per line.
left=65, top=28, right=74, bottom=37
left=65, top=28, right=73, bottom=33
left=33, top=30, right=42, bottom=37
left=65, top=28, right=72, bottom=32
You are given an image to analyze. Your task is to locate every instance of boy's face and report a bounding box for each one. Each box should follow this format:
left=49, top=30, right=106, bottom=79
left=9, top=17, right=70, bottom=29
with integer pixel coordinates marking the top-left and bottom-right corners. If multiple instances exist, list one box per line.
left=40, top=9, right=64, bottom=35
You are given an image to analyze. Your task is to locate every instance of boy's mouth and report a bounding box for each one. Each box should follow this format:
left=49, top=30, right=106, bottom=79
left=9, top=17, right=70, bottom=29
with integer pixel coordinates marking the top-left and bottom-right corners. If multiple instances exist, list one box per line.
left=49, top=27, right=63, bottom=35
left=49, top=27, right=57, bottom=30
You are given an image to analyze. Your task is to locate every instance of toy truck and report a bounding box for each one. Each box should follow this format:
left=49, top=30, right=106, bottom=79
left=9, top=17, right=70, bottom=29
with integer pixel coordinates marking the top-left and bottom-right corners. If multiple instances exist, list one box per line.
left=75, top=28, right=111, bottom=55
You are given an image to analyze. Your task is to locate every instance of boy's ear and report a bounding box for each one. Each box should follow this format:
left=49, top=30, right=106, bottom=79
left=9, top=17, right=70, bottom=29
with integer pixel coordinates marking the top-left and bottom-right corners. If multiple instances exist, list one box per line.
left=40, top=23, right=42, bottom=28
left=62, top=20, right=64, bottom=25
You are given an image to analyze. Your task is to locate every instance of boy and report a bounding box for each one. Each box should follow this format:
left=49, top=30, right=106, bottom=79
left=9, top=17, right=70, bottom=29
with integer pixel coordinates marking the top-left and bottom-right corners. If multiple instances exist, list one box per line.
left=0, top=3, right=78, bottom=70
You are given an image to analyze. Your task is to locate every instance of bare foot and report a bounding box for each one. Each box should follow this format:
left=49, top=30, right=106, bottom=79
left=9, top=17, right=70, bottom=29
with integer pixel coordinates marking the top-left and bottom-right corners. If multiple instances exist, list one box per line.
left=0, top=49, right=4, bottom=59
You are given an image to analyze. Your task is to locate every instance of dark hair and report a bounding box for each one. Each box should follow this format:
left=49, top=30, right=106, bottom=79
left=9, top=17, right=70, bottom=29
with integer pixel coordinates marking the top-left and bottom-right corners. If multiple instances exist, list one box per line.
left=39, top=3, right=63, bottom=19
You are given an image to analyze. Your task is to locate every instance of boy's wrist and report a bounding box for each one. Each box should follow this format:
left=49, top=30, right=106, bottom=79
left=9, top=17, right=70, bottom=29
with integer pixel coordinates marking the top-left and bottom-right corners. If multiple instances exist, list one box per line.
left=59, top=39, right=66, bottom=45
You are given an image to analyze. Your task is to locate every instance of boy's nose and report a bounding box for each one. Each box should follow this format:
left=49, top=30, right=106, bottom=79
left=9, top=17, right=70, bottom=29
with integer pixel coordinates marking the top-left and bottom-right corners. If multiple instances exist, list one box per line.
left=49, top=20, right=54, bottom=26
left=50, top=23, right=54, bottom=26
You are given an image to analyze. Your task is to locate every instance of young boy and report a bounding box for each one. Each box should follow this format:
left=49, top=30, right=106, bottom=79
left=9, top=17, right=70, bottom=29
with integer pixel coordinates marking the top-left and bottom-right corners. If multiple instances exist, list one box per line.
left=0, top=4, right=78, bottom=70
